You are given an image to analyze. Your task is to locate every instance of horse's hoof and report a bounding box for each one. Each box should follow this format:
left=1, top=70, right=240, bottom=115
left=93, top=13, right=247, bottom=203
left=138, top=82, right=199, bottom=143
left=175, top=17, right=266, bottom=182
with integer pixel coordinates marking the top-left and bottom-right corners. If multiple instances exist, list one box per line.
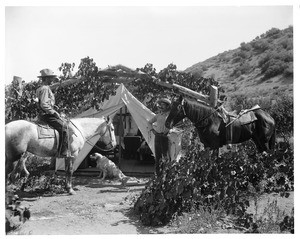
left=68, top=189, right=76, bottom=195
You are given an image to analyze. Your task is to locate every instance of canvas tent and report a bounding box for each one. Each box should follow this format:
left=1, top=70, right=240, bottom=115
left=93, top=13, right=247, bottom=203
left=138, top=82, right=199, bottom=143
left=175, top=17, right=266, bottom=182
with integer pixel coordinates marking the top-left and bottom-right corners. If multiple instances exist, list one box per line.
left=56, top=83, right=182, bottom=171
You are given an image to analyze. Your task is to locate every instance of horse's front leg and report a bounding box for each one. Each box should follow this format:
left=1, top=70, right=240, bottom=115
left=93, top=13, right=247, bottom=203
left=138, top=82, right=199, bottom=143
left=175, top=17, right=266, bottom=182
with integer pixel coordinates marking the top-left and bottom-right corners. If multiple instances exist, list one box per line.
left=65, top=156, right=76, bottom=195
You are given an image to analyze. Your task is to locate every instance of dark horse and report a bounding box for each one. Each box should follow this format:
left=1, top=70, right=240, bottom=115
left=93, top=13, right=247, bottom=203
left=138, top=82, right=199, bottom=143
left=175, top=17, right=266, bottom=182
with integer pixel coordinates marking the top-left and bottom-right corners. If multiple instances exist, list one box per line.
left=165, top=96, right=276, bottom=152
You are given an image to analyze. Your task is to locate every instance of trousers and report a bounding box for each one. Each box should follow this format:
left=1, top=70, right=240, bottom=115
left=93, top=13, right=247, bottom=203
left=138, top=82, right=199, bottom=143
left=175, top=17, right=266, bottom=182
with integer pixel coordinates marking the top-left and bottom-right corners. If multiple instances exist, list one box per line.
left=40, top=113, right=69, bottom=156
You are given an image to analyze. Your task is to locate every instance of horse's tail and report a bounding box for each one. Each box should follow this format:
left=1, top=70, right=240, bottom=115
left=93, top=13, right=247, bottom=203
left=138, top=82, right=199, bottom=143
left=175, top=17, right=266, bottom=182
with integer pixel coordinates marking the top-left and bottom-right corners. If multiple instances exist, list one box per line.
left=5, top=152, right=10, bottom=180
left=269, top=125, right=276, bottom=151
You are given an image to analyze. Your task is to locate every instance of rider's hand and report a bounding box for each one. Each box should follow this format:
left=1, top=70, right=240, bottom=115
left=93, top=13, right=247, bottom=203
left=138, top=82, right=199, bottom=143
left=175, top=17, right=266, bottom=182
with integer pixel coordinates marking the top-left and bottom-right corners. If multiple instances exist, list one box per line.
left=53, top=111, right=61, bottom=119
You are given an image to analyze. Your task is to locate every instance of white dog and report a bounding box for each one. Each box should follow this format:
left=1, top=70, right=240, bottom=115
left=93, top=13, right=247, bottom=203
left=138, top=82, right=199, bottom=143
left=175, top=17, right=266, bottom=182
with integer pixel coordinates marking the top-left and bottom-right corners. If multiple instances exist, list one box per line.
left=90, top=153, right=129, bottom=186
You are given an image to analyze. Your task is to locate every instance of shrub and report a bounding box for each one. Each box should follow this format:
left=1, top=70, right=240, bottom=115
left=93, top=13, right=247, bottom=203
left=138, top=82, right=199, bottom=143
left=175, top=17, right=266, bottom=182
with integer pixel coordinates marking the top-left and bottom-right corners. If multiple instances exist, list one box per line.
left=283, top=63, right=293, bottom=77
left=232, top=57, right=242, bottom=64
left=265, top=28, right=281, bottom=39
left=250, top=39, right=270, bottom=53
left=259, top=51, right=292, bottom=80
left=279, top=38, right=293, bottom=50
left=240, top=42, right=252, bottom=51
left=230, top=62, right=251, bottom=77
left=269, top=93, right=293, bottom=135
left=236, top=50, right=249, bottom=59
left=263, top=60, right=288, bottom=80
left=134, top=137, right=293, bottom=227
left=258, top=53, right=271, bottom=68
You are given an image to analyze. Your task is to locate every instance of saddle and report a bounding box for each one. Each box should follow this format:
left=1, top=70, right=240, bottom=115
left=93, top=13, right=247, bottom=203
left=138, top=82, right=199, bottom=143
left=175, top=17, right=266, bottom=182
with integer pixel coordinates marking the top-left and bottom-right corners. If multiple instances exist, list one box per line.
left=36, top=121, right=58, bottom=139
left=219, top=105, right=260, bottom=144
left=34, top=118, right=75, bottom=158
left=226, top=111, right=258, bottom=126
left=218, top=104, right=260, bottom=126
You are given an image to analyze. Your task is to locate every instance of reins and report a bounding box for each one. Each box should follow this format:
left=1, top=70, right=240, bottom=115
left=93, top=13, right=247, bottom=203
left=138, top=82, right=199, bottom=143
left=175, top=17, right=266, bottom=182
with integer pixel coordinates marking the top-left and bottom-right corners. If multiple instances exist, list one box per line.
left=86, top=122, right=116, bottom=152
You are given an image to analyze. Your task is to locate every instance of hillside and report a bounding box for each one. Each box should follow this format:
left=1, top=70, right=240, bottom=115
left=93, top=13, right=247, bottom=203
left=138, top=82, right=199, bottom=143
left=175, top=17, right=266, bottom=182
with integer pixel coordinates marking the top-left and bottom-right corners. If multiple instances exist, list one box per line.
left=185, top=26, right=293, bottom=99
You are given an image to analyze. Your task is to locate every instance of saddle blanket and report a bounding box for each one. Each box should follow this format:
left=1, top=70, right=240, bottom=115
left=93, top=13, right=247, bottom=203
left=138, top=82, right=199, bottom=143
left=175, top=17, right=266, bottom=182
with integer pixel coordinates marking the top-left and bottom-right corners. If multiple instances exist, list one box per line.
left=36, top=123, right=57, bottom=139
left=237, top=111, right=257, bottom=125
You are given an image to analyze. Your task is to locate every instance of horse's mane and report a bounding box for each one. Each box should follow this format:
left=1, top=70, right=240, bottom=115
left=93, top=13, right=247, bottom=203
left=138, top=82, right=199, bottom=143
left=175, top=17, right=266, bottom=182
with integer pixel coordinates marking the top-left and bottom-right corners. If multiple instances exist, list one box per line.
left=183, top=97, right=215, bottom=121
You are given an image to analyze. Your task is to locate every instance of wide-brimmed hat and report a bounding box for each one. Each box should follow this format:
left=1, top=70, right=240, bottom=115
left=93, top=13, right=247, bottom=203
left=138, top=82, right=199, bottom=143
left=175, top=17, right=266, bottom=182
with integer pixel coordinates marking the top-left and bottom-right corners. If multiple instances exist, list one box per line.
left=157, top=98, right=171, bottom=106
left=37, top=69, right=58, bottom=78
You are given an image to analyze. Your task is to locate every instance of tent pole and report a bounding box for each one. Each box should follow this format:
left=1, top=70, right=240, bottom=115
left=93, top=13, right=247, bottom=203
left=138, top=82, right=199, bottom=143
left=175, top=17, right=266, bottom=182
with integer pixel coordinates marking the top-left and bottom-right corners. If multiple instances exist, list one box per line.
left=118, top=108, right=123, bottom=168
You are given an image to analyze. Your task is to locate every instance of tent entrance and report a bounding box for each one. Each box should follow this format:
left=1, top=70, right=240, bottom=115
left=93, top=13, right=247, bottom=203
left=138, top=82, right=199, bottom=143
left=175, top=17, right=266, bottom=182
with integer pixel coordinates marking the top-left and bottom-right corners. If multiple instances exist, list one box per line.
left=77, top=106, right=155, bottom=175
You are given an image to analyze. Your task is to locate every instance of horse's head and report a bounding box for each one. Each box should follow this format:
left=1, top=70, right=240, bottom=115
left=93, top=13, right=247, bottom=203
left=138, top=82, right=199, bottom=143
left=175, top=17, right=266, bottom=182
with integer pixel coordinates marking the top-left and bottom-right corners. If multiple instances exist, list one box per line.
left=96, top=117, right=117, bottom=151
left=165, top=95, right=186, bottom=129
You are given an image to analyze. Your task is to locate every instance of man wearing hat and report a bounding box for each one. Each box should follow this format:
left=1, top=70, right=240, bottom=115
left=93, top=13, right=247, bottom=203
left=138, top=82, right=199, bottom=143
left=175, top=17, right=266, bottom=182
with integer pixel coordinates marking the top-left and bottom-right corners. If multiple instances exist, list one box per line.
left=12, top=76, right=23, bottom=98
left=148, top=97, right=171, bottom=176
left=36, top=68, right=72, bottom=159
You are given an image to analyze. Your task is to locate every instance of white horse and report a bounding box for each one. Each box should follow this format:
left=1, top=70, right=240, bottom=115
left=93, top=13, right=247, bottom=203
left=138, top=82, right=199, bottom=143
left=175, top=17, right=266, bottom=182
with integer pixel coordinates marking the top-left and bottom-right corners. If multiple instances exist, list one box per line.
left=5, top=117, right=117, bottom=194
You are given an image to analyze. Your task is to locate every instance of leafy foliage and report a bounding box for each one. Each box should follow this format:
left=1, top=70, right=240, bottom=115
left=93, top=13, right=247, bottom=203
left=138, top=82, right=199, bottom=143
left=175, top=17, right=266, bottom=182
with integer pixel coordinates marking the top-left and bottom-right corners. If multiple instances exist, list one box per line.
left=6, top=59, right=224, bottom=122
left=132, top=63, right=224, bottom=111
left=269, top=93, right=293, bottom=135
left=5, top=57, right=119, bottom=121
left=134, top=134, right=293, bottom=227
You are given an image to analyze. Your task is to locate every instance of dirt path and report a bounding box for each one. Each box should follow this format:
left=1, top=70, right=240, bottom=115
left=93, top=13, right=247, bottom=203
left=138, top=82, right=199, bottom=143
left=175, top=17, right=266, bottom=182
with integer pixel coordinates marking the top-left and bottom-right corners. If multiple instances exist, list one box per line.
left=9, top=176, right=173, bottom=235
left=8, top=176, right=294, bottom=235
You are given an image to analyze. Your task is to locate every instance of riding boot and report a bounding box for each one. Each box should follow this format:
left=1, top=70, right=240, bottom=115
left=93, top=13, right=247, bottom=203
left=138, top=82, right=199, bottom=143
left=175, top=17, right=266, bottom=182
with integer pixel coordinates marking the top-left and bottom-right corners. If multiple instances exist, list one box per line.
left=60, top=131, right=71, bottom=157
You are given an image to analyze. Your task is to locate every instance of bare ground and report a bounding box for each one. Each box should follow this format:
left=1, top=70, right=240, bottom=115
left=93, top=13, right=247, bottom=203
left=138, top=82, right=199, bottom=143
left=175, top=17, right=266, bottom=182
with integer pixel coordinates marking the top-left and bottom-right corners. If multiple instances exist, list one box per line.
left=8, top=176, right=174, bottom=235
left=7, top=176, right=294, bottom=235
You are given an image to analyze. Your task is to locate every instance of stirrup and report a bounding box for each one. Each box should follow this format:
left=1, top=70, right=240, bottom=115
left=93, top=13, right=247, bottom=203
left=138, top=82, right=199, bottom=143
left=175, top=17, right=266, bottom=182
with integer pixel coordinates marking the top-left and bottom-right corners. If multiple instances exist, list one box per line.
left=64, top=151, right=74, bottom=159
left=67, top=155, right=75, bottom=160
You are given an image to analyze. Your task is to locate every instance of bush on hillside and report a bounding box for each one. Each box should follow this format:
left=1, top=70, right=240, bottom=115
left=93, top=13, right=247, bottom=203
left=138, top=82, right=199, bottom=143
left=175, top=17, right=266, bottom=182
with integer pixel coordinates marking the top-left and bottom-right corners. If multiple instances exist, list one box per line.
left=237, top=50, right=249, bottom=59
left=250, top=39, right=270, bottom=54
left=262, top=59, right=288, bottom=80
left=232, top=57, right=242, bottom=64
left=240, top=42, right=252, bottom=51
left=283, top=63, right=293, bottom=77
left=265, top=28, right=281, bottom=39
left=258, top=51, right=293, bottom=80
left=279, top=38, right=293, bottom=50
left=230, top=62, right=252, bottom=78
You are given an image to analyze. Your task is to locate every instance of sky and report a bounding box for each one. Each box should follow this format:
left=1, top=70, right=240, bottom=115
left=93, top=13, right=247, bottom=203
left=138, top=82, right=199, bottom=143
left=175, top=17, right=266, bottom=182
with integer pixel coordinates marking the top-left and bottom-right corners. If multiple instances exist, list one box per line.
left=4, top=2, right=296, bottom=85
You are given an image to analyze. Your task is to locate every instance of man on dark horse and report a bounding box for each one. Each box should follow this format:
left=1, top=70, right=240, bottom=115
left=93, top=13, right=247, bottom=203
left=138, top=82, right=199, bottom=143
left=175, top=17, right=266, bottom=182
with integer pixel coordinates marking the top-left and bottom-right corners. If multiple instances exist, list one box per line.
left=36, top=68, right=74, bottom=161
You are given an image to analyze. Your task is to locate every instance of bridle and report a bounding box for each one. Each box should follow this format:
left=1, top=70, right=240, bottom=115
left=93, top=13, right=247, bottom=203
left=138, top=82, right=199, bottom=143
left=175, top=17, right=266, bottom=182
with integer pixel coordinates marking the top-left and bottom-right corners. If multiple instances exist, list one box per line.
left=87, top=121, right=116, bottom=152
left=167, top=100, right=187, bottom=128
